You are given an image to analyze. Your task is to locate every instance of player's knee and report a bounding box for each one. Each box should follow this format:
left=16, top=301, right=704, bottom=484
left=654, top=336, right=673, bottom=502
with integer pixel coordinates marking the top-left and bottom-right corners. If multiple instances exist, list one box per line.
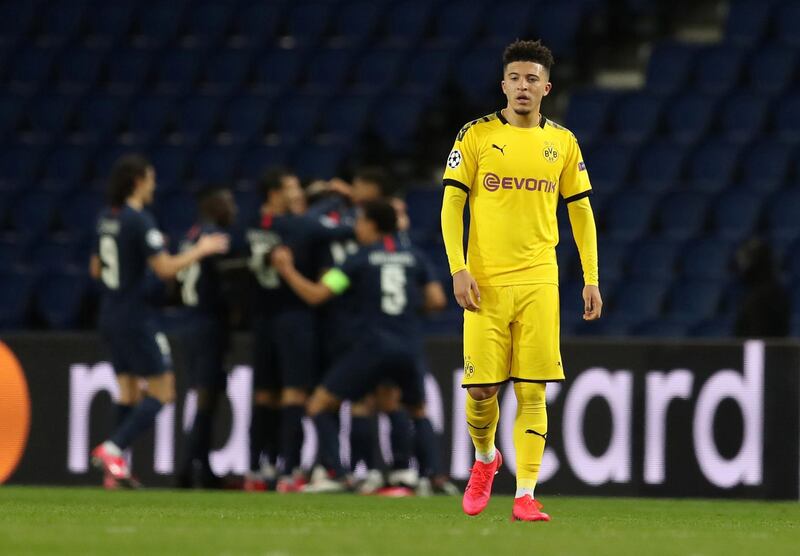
left=282, top=388, right=308, bottom=406
left=467, top=385, right=499, bottom=401
left=146, top=373, right=175, bottom=405
left=407, top=404, right=427, bottom=419
left=513, top=381, right=546, bottom=410
left=375, top=384, right=401, bottom=412
left=307, top=388, right=339, bottom=416
left=253, top=389, right=280, bottom=407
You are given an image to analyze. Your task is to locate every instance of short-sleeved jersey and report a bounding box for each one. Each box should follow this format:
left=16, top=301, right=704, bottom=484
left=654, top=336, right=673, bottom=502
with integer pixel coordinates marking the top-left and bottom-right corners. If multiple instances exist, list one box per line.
left=323, top=236, right=435, bottom=342
left=178, top=222, right=231, bottom=320
left=94, top=205, right=166, bottom=313
left=246, top=211, right=352, bottom=314
left=442, top=110, right=592, bottom=286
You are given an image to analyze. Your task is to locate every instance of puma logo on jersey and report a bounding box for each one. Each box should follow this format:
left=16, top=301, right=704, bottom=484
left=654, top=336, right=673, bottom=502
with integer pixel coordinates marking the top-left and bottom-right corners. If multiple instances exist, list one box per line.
left=525, top=429, right=547, bottom=440
left=492, top=144, right=506, bottom=155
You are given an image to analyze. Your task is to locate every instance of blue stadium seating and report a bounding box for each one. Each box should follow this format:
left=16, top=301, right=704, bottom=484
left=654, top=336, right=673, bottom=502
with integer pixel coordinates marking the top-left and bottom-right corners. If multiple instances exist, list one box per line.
left=291, top=144, right=345, bottom=180
left=746, top=45, right=797, bottom=96
left=717, top=92, right=768, bottom=144
left=453, top=45, right=503, bottom=104
left=402, top=46, right=452, bottom=98
left=678, top=238, right=733, bottom=280
left=58, top=191, right=104, bottom=240
left=124, top=93, right=177, bottom=142
left=382, top=1, right=434, bottom=47
left=231, top=1, right=284, bottom=47
left=709, top=190, right=763, bottom=241
left=200, top=47, right=254, bottom=93
left=532, top=0, right=586, bottom=56
left=132, top=1, right=186, bottom=47
left=148, top=144, right=190, bottom=194
left=773, top=94, right=800, bottom=142
left=10, top=192, right=57, bottom=238
left=25, top=94, right=78, bottom=141
left=55, top=47, right=107, bottom=93
left=485, top=0, right=534, bottom=45
left=154, top=47, right=202, bottom=94
left=583, top=142, right=633, bottom=192
left=646, top=42, right=696, bottom=95
left=221, top=93, right=274, bottom=143
left=183, top=0, right=236, bottom=47
left=35, top=269, right=90, bottom=329
left=609, top=93, right=663, bottom=144
left=602, top=192, right=655, bottom=240
left=371, top=93, right=426, bottom=151
left=252, top=48, right=307, bottom=94
left=685, top=140, right=740, bottom=193
left=765, top=189, right=800, bottom=241
left=0, top=268, right=36, bottom=329
left=737, top=139, right=793, bottom=193
left=37, top=1, right=87, bottom=46
left=351, top=46, right=406, bottom=94
left=172, top=95, right=222, bottom=144
left=84, top=0, right=137, bottom=46
left=627, top=238, right=679, bottom=281
left=74, top=94, right=128, bottom=142
left=654, top=192, right=709, bottom=240
left=0, top=145, right=43, bottom=193
left=430, top=0, right=485, bottom=47
left=40, top=145, right=93, bottom=193
left=190, top=144, right=241, bottom=184
left=663, top=93, right=717, bottom=145
left=597, top=239, right=630, bottom=282
left=564, top=90, right=614, bottom=144
left=692, top=45, right=746, bottom=95
left=318, top=93, right=375, bottom=141
left=304, top=47, right=356, bottom=90
left=105, top=47, right=153, bottom=93
left=331, top=1, right=384, bottom=47
left=630, top=141, right=685, bottom=193
left=725, top=0, right=773, bottom=46
left=662, top=279, right=724, bottom=324
left=776, top=1, right=800, bottom=46
left=609, top=280, right=667, bottom=323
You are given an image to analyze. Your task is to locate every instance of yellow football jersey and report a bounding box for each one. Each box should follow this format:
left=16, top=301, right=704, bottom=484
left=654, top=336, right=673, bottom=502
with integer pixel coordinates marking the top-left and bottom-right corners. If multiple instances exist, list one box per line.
left=442, top=110, right=592, bottom=286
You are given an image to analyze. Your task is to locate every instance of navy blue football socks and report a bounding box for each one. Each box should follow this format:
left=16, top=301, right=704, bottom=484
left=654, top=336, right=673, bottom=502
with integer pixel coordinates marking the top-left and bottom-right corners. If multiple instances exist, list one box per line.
left=280, top=405, right=305, bottom=474
left=350, top=415, right=377, bottom=470
left=313, top=411, right=345, bottom=478
left=388, top=410, right=412, bottom=469
left=110, top=396, right=163, bottom=450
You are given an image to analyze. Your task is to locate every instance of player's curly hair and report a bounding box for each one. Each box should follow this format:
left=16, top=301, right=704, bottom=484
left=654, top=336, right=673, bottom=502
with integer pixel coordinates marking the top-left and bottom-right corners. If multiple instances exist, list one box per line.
left=108, top=154, right=151, bottom=208
left=361, top=199, right=398, bottom=235
left=503, top=39, right=554, bottom=72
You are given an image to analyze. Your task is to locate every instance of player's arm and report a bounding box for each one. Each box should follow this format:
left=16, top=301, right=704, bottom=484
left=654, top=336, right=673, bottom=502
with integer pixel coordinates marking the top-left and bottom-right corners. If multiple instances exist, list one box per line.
left=423, top=281, right=447, bottom=313
left=149, top=234, right=229, bottom=280
left=441, top=125, right=481, bottom=311
left=561, top=134, right=602, bottom=320
left=89, top=254, right=101, bottom=280
left=271, top=245, right=340, bottom=305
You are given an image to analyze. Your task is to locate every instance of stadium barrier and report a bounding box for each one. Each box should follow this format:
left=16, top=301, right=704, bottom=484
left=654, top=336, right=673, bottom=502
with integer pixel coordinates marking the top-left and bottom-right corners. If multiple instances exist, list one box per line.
left=1, top=334, right=798, bottom=499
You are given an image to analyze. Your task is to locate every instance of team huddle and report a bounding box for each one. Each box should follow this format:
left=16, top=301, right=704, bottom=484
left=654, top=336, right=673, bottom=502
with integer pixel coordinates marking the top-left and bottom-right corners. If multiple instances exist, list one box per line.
left=87, top=38, right=600, bottom=523
left=89, top=157, right=456, bottom=496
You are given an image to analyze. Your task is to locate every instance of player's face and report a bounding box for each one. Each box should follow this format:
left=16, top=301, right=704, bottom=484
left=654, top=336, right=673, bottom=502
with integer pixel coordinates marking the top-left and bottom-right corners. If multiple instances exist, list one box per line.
left=501, top=61, right=552, bottom=115
left=282, top=175, right=306, bottom=215
left=354, top=213, right=378, bottom=244
left=352, top=178, right=381, bottom=204
left=137, top=166, right=157, bottom=205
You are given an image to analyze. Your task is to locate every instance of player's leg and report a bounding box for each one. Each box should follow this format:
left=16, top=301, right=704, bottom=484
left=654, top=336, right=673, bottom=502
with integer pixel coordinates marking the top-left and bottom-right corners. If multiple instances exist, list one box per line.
left=248, top=316, right=281, bottom=490
left=461, top=285, right=513, bottom=515
left=377, top=385, right=417, bottom=490
left=507, top=284, right=562, bottom=522
left=349, top=395, right=384, bottom=494
left=115, top=373, right=138, bottom=429
left=275, top=309, right=318, bottom=491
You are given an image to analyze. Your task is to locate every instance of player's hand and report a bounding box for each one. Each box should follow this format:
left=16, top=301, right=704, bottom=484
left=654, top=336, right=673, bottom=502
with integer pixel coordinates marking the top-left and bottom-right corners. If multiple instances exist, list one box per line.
left=270, top=245, right=294, bottom=274
left=582, top=285, right=603, bottom=320
left=453, top=270, right=480, bottom=312
left=328, top=177, right=353, bottom=198
left=197, top=233, right=229, bottom=256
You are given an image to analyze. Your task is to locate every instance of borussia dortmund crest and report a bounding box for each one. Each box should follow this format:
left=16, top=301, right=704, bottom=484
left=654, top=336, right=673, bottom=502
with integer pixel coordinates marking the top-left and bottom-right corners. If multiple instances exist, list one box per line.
left=543, top=144, right=559, bottom=163
left=464, top=358, right=475, bottom=378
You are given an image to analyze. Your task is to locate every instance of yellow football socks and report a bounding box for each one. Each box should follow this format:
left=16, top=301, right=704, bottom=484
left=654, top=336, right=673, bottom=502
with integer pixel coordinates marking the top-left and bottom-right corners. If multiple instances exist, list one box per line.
left=513, top=382, right=547, bottom=496
left=465, top=392, right=499, bottom=462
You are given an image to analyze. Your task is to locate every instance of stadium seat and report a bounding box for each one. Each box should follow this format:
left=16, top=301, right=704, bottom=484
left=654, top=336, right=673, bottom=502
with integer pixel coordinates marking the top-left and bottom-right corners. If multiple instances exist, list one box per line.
left=285, top=2, right=333, bottom=46
left=565, top=90, right=614, bottom=144
left=24, top=94, right=79, bottom=141
left=382, top=1, right=434, bottom=47
left=597, top=238, right=630, bottom=283
left=0, top=1, right=37, bottom=47
left=34, top=269, right=90, bottom=329
left=765, top=189, right=800, bottom=241
left=105, top=46, right=153, bottom=94
left=609, top=280, right=667, bottom=322
left=7, top=46, right=58, bottom=93
left=200, top=47, right=254, bottom=94
left=532, top=0, right=586, bottom=56
left=430, top=0, right=485, bottom=47
left=646, top=42, right=696, bottom=95
left=55, top=47, right=107, bottom=93
left=0, top=233, right=25, bottom=268
left=58, top=191, right=104, bottom=240
left=484, top=0, right=534, bottom=45
left=303, top=47, right=356, bottom=90
left=402, top=46, right=452, bottom=98
left=148, top=144, right=190, bottom=194
left=725, top=0, right=773, bottom=46
left=0, top=145, right=44, bottom=193
left=662, top=279, right=723, bottom=324
left=182, top=0, right=235, bottom=47
left=220, top=93, right=274, bottom=143
left=124, top=93, right=177, bottom=142
left=131, top=1, right=186, bottom=47
left=745, top=44, right=797, bottom=96
left=172, top=95, right=223, bottom=143
left=630, top=141, right=685, bottom=193
left=292, top=144, right=345, bottom=180
left=776, top=0, right=800, bottom=46
left=0, top=93, right=25, bottom=139
left=709, top=190, right=763, bottom=241
left=154, top=191, right=196, bottom=241
left=28, top=234, right=81, bottom=273
left=690, top=317, right=733, bottom=338
left=39, top=144, right=93, bottom=193
left=602, top=192, right=655, bottom=240
left=330, top=1, right=384, bottom=47
left=252, top=48, right=307, bottom=94
left=773, top=94, right=800, bottom=142
left=782, top=239, right=800, bottom=280
left=678, top=237, right=733, bottom=279
left=654, top=192, right=709, bottom=240
left=189, top=144, right=242, bottom=184
left=609, top=93, right=663, bottom=144
left=405, top=188, right=442, bottom=245
left=36, top=1, right=87, bottom=46
left=453, top=45, right=503, bottom=105
left=626, top=238, right=680, bottom=280
left=239, top=145, right=292, bottom=180
left=685, top=140, right=740, bottom=193
left=663, top=93, right=717, bottom=145
left=233, top=188, right=260, bottom=228
left=153, top=47, right=202, bottom=94
left=737, top=139, right=792, bottom=193
left=371, top=93, right=426, bottom=151
left=318, top=93, right=375, bottom=142
left=692, top=45, right=745, bottom=95
left=273, top=93, right=324, bottom=145
left=10, top=192, right=58, bottom=238
left=229, top=1, right=283, bottom=47
left=717, top=92, right=769, bottom=144
left=74, top=93, right=128, bottom=142
left=351, top=46, right=406, bottom=94
left=632, top=320, right=689, bottom=337
left=84, top=0, right=137, bottom=46
left=0, top=268, right=36, bottom=329
left=582, top=142, right=633, bottom=193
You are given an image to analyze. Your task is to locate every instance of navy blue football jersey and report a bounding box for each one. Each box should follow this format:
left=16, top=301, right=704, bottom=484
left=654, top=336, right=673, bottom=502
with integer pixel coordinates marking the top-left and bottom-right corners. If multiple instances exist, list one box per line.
left=246, top=211, right=352, bottom=314
left=326, top=236, right=436, bottom=341
left=178, top=222, right=232, bottom=319
left=94, top=205, right=166, bottom=314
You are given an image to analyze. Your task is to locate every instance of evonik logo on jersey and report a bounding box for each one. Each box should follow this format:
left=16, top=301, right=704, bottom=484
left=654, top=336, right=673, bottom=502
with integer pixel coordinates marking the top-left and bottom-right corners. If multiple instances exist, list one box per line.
left=483, top=173, right=557, bottom=193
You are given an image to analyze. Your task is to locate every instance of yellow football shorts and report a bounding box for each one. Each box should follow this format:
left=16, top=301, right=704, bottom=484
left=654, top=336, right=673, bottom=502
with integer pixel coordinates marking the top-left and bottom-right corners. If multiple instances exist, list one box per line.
left=462, top=283, right=564, bottom=387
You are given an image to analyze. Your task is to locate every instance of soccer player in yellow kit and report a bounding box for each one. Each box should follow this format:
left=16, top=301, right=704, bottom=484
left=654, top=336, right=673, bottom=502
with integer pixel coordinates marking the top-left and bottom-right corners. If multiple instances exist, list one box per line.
left=441, top=40, right=602, bottom=522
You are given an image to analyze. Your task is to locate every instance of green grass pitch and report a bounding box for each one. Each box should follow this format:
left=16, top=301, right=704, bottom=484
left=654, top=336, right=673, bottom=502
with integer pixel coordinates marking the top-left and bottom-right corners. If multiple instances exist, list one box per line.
left=1, top=487, right=798, bottom=555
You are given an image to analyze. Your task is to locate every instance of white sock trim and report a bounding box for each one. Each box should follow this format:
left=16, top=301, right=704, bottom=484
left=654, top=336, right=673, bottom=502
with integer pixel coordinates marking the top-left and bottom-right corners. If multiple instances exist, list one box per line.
left=515, top=487, right=535, bottom=499
left=102, top=441, right=122, bottom=457
left=475, top=447, right=496, bottom=464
